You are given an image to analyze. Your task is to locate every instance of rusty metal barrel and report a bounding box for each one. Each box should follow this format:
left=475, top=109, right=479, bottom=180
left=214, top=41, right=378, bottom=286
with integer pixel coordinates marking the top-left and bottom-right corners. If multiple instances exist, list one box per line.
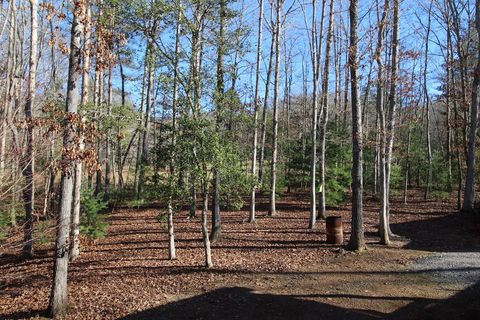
left=326, top=216, right=343, bottom=245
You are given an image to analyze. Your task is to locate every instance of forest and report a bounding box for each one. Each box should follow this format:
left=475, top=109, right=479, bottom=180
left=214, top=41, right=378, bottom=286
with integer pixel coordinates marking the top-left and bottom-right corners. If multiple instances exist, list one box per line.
left=0, top=0, right=480, bottom=319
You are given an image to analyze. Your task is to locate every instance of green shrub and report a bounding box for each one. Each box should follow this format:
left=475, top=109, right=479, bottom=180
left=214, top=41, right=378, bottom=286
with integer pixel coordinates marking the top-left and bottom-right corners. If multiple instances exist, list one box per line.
left=156, top=213, right=168, bottom=231
left=34, top=220, right=54, bottom=245
left=80, top=191, right=109, bottom=239
left=325, top=166, right=351, bottom=207
left=0, top=212, right=9, bottom=242
left=389, top=163, right=404, bottom=191
left=431, top=190, right=450, bottom=201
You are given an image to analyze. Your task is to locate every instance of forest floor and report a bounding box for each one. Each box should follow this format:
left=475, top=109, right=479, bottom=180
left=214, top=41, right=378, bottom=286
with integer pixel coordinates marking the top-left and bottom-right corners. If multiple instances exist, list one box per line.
left=1, top=190, right=480, bottom=319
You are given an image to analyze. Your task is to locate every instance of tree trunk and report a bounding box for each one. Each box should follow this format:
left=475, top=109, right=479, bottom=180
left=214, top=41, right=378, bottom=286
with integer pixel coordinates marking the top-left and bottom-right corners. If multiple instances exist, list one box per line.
left=463, top=0, right=480, bottom=212
left=49, top=1, right=85, bottom=317
left=70, top=0, right=91, bottom=261
left=374, top=0, right=389, bottom=245
left=167, top=0, right=182, bottom=260
left=318, top=0, right=335, bottom=221
left=201, top=185, right=212, bottom=268
left=134, top=41, right=150, bottom=195
left=249, top=0, right=264, bottom=223
left=117, top=58, right=125, bottom=188
left=104, top=67, right=112, bottom=200
left=1, top=0, right=17, bottom=177
left=138, top=39, right=155, bottom=195
left=258, top=1, right=276, bottom=187
left=385, top=0, right=400, bottom=237
left=347, top=0, right=365, bottom=252
left=22, top=0, right=38, bottom=258
left=269, top=0, right=283, bottom=217
left=210, top=0, right=227, bottom=242
left=423, top=3, right=433, bottom=200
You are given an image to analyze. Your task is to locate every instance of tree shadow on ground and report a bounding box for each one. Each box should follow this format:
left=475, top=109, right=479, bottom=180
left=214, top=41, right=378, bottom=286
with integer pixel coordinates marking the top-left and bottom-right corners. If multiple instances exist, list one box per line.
left=117, top=286, right=381, bottom=320
left=391, top=211, right=480, bottom=253
left=116, top=282, right=480, bottom=320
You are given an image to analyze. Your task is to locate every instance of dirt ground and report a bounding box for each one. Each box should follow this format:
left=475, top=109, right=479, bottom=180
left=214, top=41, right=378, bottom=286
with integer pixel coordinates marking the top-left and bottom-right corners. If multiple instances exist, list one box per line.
left=1, top=190, right=479, bottom=319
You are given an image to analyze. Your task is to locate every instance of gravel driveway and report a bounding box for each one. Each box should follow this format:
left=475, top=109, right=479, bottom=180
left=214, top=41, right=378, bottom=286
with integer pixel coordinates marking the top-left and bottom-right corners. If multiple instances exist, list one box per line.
left=411, top=252, right=480, bottom=288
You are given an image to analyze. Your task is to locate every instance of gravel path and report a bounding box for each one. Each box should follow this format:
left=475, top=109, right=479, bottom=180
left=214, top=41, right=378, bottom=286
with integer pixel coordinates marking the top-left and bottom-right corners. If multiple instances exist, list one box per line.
left=411, top=252, right=480, bottom=288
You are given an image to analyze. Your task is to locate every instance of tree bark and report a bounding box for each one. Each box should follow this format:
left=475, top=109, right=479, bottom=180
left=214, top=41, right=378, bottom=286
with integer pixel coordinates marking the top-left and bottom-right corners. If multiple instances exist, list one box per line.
left=259, top=0, right=276, bottom=186
left=167, top=0, right=182, bottom=261
left=385, top=0, right=400, bottom=237
left=210, top=0, right=227, bottom=242
left=249, top=0, right=264, bottom=223
left=269, top=0, right=283, bottom=217
left=375, top=0, right=389, bottom=245
left=201, top=184, right=212, bottom=268
left=22, top=0, right=38, bottom=258
left=49, top=1, right=85, bottom=317
left=318, top=0, right=335, bottom=220
left=347, top=0, right=366, bottom=252
left=463, top=0, right=480, bottom=212
left=423, top=2, right=433, bottom=200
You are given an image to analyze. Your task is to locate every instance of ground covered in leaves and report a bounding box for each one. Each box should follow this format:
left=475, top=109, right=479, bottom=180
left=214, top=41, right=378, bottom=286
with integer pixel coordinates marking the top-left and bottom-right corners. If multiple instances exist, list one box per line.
left=1, top=191, right=479, bottom=319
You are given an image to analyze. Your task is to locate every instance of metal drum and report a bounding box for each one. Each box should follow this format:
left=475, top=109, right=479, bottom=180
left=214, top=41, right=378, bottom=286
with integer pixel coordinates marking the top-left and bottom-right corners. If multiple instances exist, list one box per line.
left=326, top=216, right=343, bottom=245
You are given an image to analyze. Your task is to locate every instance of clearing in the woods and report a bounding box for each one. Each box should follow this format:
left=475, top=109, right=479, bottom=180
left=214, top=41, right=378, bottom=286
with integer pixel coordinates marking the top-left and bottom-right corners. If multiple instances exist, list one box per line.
left=1, top=190, right=479, bottom=319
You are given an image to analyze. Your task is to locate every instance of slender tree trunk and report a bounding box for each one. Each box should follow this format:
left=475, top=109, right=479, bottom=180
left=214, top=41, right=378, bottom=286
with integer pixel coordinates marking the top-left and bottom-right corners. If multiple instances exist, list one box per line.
left=104, top=67, right=112, bottom=200
left=258, top=1, right=276, bottom=186
left=449, top=25, right=463, bottom=210
left=249, top=0, right=264, bottom=223
left=424, top=3, right=433, bottom=200
left=190, top=180, right=197, bottom=218
left=347, top=0, right=365, bottom=252
left=1, top=0, right=17, bottom=177
left=49, top=1, right=85, bottom=317
left=138, top=39, right=155, bottom=195
left=404, top=128, right=411, bottom=204
left=117, top=58, right=125, bottom=187
left=385, top=0, right=400, bottom=237
left=375, top=0, right=389, bottom=245
left=463, top=0, right=480, bottom=212
left=210, top=0, right=227, bottom=242
left=134, top=42, right=150, bottom=195
left=269, top=0, right=283, bottom=217
left=449, top=0, right=469, bottom=162
left=308, top=0, right=326, bottom=228
left=446, top=30, right=453, bottom=193
left=94, top=68, right=104, bottom=195
left=167, top=0, right=182, bottom=261
left=22, top=0, right=38, bottom=258
left=201, top=184, right=212, bottom=268
left=70, top=139, right=83, bottom=261
left=373, top=114, right=379, bottom=198
left=70, top=0, right=91, bottom=261
left=318, top=0, right=335, bottom=220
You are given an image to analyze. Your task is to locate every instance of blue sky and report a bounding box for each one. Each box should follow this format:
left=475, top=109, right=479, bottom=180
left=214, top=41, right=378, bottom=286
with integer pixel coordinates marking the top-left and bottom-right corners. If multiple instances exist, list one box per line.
left=55, top=0, right=466, bottom=113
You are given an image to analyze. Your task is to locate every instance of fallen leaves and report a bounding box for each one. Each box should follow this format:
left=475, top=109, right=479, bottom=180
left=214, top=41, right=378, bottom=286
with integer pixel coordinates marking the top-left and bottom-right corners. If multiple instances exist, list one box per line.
left=0, top=190, right=468, bottom=319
